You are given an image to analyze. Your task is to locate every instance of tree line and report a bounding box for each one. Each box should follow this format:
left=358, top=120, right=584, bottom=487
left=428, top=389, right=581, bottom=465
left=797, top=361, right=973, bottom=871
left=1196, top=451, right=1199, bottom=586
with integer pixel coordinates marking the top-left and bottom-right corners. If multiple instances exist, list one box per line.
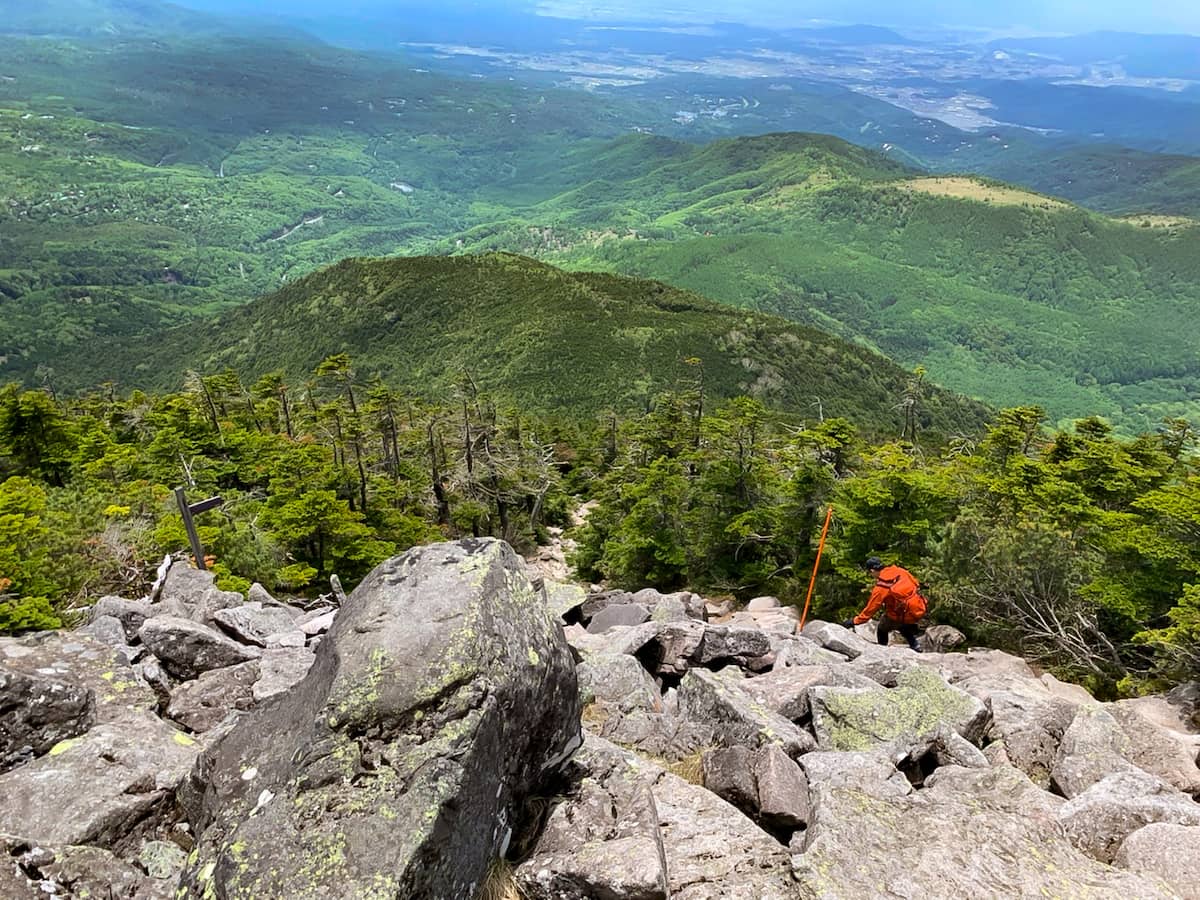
left=2, top=362, right=1198, bottom=697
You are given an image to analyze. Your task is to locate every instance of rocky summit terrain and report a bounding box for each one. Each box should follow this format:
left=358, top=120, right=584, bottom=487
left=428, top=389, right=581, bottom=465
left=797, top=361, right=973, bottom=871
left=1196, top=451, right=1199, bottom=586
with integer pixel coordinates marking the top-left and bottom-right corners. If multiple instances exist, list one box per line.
left=2, top=539, right=1199, bottom=898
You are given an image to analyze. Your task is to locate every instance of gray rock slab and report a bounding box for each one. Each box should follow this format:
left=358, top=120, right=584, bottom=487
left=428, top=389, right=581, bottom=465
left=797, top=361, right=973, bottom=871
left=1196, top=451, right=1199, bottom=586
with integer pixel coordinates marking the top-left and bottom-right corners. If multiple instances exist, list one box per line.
left=0, top=660, right=95, bottom=775
left=580, top=590, right=635, bottom=623
left=1058, top=769, right=1200, bottom=863
left=587, top=602, right=651, bottom=634
left=695, top=625, right=771, bottom=666
left=753, top=743, right=810, bottom=830
left=740, top=664, right=881, bottom=721
left=212, top=602, right=302, bottom=647
left=747, top=596, right=781, bottom=612
left=544, top=580, right=588, bottom=620
left=795, top=762, right=1175, bottom=898
left=157, top=564, right=243, bottom=627
left=1, top=632, right=155, bottom=773
left=1110, top=703, right=1200, bottom=796
left=678, top=669, right=816, bottom=758
left=178, top=539, right=581, bottom=900
left=1051, top=703, right=1139, bottom=799
left=519, top=734, right=800, bottom=900
left=90, top=596, right=153, bottom=642
left=166, top=660, right=261, bottom=733
left=701, top=746, right=758, bottom=814
left=1115, top=823, right=1200, bottom=899
left=809, top=665, right=989, bottom=754
left=771, top=635, right=846, bottom=668
left=138, top=616, right=261, bottom=680
left=80, top=614, right=128, bottom=648
left=971, top=680, right=1076, bottom=789
left=251, top=647, right=316, bottom=702
left=799, top=620, right=869, bottom=660
left=0, top=709, right=200, bottom=848
left=578, top=652, right=661, bottom=715
left=297, top=609, right=336, bottom=636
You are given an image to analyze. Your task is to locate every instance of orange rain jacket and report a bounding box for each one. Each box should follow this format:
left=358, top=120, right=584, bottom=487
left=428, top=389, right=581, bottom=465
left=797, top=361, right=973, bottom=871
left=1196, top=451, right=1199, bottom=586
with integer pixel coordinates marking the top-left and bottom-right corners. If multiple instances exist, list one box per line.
left=852, top=565, right=927, bottom=626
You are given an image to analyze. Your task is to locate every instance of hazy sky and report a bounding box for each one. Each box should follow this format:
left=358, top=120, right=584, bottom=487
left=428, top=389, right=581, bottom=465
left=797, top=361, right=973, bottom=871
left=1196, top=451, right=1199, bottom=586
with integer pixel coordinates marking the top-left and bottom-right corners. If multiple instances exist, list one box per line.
left=176, top=0, right=1200, bottom=35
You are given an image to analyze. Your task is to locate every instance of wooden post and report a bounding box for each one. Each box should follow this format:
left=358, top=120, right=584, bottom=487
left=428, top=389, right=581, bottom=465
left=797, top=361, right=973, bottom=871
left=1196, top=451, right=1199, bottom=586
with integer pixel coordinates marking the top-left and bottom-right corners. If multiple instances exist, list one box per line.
left=174, top=487, right=223, bottom=571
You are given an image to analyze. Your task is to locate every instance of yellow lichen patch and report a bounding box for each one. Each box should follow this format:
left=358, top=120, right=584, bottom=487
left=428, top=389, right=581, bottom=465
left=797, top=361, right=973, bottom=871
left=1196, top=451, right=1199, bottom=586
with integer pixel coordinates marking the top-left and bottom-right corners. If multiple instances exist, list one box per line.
left=895, top=177, right=1070, bottom=210
left=173, top=732, right=197, bottom=747
left=48, top=737, right=80, bottom=756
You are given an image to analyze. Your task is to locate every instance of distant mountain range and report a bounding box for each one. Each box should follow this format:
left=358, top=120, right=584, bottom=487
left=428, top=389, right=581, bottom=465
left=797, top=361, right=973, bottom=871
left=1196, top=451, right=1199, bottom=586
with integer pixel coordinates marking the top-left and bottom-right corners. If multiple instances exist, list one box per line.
left=3, top=7, right=1200, bottom=433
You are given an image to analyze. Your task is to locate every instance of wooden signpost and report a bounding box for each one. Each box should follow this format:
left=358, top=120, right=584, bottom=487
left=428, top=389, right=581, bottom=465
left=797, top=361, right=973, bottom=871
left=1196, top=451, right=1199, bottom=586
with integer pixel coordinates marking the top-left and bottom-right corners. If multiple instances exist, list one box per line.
left=173, top=487, right=224, bottom=571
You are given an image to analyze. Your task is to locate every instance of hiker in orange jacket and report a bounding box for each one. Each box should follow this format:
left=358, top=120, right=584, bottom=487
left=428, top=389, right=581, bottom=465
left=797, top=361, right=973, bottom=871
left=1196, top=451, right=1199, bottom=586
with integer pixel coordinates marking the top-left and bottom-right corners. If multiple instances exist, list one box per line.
left=841, top=556, right=927, bottom=652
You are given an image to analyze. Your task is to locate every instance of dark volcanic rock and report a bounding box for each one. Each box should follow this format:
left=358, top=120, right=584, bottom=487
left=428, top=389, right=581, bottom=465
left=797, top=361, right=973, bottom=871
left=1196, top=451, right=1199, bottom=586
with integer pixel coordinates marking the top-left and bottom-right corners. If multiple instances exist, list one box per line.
left=138, top=617, right=261, bottom=681
left=0, top=632, right=156, bottom=771
left=0, top=665, right=94, bottom=774
left=166, top=661, right=261, bottom=733
left=0, top=710, right=199, bottom=849
left=178, top=539, right=581, bottom=899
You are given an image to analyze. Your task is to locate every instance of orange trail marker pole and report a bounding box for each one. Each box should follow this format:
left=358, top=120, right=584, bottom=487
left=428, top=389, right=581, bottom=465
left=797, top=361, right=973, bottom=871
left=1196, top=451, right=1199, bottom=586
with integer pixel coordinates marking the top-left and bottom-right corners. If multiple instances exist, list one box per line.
left=799, top=505, right=833, bottom=631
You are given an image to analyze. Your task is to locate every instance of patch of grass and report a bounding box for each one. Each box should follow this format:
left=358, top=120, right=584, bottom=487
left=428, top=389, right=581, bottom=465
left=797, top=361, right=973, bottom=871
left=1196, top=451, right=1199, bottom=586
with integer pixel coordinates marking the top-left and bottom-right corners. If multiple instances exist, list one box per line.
left=478, top=859, right=526, bottom=900
left=896, top=176, right=1070, bottom=210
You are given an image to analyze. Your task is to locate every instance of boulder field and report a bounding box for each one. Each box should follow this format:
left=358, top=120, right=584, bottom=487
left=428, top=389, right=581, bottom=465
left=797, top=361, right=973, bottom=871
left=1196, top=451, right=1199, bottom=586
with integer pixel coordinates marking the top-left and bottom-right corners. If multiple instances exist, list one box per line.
left=1, top=540, right=1198, bottom=898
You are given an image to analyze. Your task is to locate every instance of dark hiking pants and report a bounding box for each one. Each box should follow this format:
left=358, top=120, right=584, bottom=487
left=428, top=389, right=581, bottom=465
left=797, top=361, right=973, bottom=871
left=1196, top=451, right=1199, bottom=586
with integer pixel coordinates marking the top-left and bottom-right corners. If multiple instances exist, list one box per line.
left=877, top=615, right=921, bottom=651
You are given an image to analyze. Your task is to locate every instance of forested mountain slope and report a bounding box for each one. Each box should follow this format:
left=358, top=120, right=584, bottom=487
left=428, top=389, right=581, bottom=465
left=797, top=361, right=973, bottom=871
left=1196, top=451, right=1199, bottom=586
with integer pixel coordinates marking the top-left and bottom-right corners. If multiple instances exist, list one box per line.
left=449, top=133, right=1200, bottom=431
left=112, top=253, right=988, bottom=437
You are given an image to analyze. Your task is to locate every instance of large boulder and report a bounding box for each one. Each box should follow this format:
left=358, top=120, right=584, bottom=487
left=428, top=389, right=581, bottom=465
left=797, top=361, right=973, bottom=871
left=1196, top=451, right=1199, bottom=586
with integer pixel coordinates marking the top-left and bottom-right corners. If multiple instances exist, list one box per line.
left=587, top=602, right=651, bottom=634
left=517, top=735, right=800, bottom=900
left=794, top=762, right=1175, bottom=897
left=694, top=625, right=771, bottom=667
left=0, top=665, right=94, bottom=774
left=138, top=616, right=261, bottom=681
left=808, top=665, right=989, bottom=754
left=1051, top=704, right=1139, bottom=799
left=0, top=709, right=200, bottom=849
left=577, top=653, right=661, bottom=715
left=800, top=620, right=869, bottom=660
left=251, top=647, right=315, bottom=703
left=156, top=564, right=243, bottom=626
left=580, top=590, right=635, bottom=623
left=1057, top=770, right=1200, bottom=863
left=677, top=669, right=815, bottom=758
left=1114, top=823, right=1200, bottom=899
left=166, top=661, right=261, bottom=733
left=736, top=664, right=880, bottom=721
left=212, top=602, right=305, bottom=648
left=702, top=744, right=810, bottom=833
left=177, top=539, right=581, bottom=899
left=1110, top=703, right=1200, bottom=796
left=0, top=632, right=156, bottom=772
left=966, top=678, right=1077, bottom=789
left=90, top=596, right=153, bottom=642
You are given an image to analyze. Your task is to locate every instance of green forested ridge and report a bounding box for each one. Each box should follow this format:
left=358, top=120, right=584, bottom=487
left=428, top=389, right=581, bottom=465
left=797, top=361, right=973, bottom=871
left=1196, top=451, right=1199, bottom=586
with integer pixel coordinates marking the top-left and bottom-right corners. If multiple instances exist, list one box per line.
left=445, top=133, right=1200, bottom=432
left=108, top=253, right=989, bottom=438
left=5, top=29, right=1200, bottom=432
left=0, top=33, right=666, bottom=381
